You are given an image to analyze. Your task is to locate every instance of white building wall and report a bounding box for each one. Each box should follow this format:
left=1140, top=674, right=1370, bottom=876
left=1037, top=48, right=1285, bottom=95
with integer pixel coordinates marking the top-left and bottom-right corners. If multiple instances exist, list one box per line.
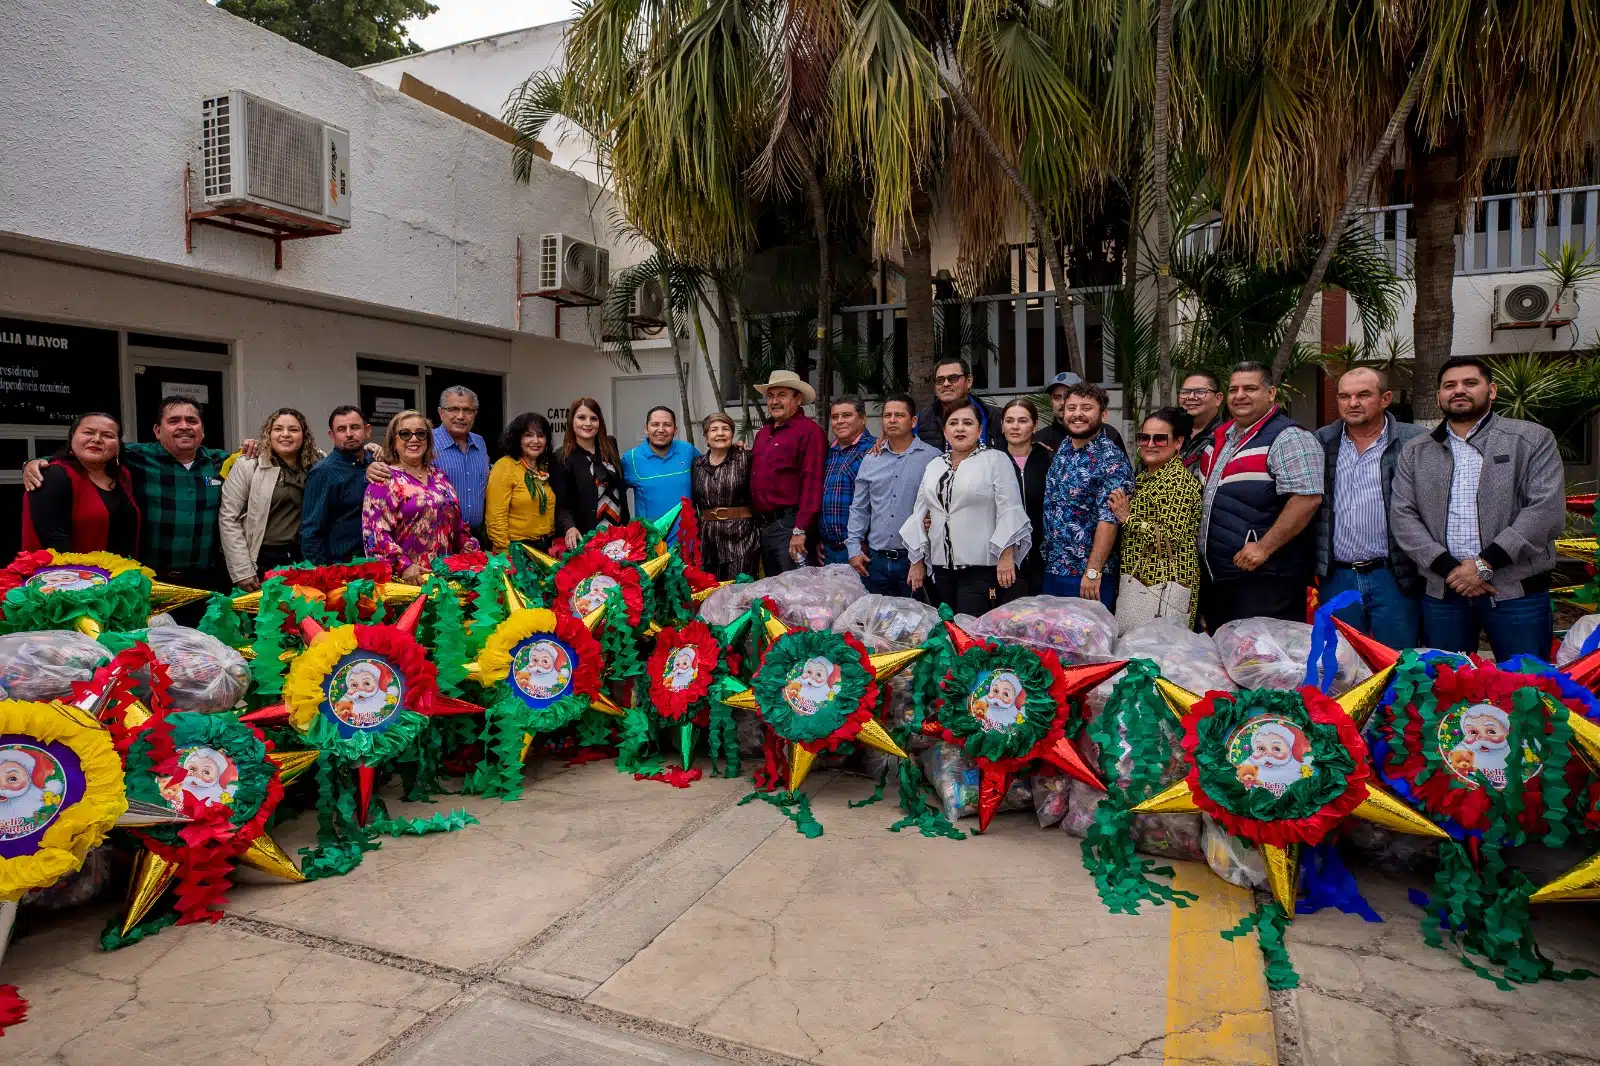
left=1349, top=273, right=1600, bottom=360
left=360, top=20, right=602, bottom=184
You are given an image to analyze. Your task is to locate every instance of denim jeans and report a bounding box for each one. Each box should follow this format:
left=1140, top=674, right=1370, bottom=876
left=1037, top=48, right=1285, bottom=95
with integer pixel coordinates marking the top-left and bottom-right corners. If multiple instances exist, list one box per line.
left=1321, top=564, right=1421, bottom=651
left=1040, top=571, right=1118, bottom=611
left=864, top=553, right=912, bottom=598
left=819, top=542, right=851, bottom=566
left=1421, top=590, right=1553, bottom=662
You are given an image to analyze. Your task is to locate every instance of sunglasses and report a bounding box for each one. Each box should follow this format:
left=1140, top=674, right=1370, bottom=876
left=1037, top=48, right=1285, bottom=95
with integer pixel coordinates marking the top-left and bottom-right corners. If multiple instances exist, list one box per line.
left=1136, top=433, right=1172, bottom=446
left=934, top=374, right=968, bottom=386
left=394, top=429, right=429, bottom=441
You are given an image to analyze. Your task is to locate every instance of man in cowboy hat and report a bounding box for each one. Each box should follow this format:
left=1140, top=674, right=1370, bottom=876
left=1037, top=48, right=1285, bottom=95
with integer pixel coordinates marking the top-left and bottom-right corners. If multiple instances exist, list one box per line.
left=750, top=370, right=826, bottom=574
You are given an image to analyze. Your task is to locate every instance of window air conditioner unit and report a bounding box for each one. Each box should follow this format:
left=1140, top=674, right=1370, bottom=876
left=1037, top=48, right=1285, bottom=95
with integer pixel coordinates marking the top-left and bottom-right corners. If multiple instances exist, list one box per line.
left=536, top=233, right=611, bottom=301
left=628, top=277, right=667, bottom=328
left=201, top=91, right=352, bottom=228
left=1492, top=283, right=1576, bottom=335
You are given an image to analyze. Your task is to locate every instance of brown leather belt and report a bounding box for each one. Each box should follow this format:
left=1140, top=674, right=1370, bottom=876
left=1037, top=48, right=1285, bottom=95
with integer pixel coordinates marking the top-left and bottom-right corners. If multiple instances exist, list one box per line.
left=704, top=506, right=753, bottom=521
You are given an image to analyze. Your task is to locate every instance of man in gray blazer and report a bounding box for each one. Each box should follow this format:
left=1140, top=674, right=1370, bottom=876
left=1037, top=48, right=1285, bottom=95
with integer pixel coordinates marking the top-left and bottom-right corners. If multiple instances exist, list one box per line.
left=1315, top=367, right=1428, bottom=648
left=1391, top=356, right=1566, bottom=659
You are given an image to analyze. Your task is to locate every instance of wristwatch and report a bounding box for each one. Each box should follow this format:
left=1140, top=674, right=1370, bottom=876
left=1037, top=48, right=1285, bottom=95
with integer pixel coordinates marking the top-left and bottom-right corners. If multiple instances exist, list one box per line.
left=792, top=527, right=806, bottom=537
left=1474, top=558, right=1494, bottom=581
left=1083, top=568, right=1101, bottom=581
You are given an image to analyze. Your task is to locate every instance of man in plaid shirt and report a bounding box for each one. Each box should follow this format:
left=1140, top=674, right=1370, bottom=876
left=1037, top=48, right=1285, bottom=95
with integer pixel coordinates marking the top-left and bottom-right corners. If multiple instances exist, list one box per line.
left=26, top=398, right=233, bottom=604
left=817, top=396, right=875, bottom=565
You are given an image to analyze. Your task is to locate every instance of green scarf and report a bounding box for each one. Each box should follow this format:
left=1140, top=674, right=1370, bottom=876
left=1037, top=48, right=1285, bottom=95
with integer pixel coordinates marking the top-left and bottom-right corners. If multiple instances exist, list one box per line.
left=522, top=460, right=551, bottom=516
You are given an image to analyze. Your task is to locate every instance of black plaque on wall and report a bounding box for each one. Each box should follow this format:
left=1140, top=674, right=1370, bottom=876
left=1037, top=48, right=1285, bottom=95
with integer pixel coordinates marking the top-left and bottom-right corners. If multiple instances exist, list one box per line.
left=0, top=317, right=121, bottom=425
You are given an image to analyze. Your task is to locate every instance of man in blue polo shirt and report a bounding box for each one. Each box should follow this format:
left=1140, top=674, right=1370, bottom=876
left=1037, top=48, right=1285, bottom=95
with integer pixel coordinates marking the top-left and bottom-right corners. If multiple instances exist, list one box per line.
left=622, top=406, right=698, bottom=540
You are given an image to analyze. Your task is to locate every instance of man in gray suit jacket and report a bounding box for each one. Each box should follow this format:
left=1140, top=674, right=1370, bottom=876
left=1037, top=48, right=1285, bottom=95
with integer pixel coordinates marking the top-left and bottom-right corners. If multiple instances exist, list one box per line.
left=1391, top=356, right=1566, bottom=660
left=1315, top=367, right=1428, bottom=648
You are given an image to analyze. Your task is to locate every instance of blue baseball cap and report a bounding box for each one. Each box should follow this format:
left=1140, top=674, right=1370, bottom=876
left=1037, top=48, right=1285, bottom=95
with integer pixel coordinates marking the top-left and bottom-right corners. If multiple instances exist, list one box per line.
left=1047, top=371, right=1083, bottom=393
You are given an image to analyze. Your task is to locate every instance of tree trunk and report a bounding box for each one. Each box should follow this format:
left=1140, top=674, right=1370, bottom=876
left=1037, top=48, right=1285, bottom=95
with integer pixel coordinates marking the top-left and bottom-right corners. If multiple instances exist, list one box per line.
left=1272, top=61, right=1426, bottom=381
left=802, top=162, right=834, bottom=413
left=937, top=68, right=1084, bottom=378
left=1410, top=129, right=1463, bottom=422
left=1151, top=0, right=1174, bottom=401
left=663, top=276, right=696, bottom=446
left=905, top=190, right=938, bottom=408
left=691, top=287, right=727, bottom=414
left=1123, top=166, right=1140, bottom=310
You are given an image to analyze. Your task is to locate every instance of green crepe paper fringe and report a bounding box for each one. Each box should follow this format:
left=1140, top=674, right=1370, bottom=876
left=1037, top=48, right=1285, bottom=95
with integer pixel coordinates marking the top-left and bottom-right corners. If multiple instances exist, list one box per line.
left=740, top=789, right=824, bottom=838
left=466, top=555, right=509, bottom=653
left=250, top=579, right=333, bottom=699
left=707, top=701, right=741, bottom=779
left=1221, top=901, right=1300, bottom=990
left=396, top=714, right=460, bottom=802
left=658, top=556, right=695, bottom=625
left=1422, top=840, right=1598, bottom=990
left=464, top=688, right=589, bottom=800
left=576, top=708, right=616, bottom=748
left=100, top=910, right=180, bottom=951
left=599, top=587, right=645, bottom=682
left=298, top=755, right=379, bottom=879
left=341, top=578, right=386, bottom=625
left=848, top=772, right=887, bottom=808
left=423, top=576, right=469, bottom=698
left=1081, top=659, right=1197, bottom=914
left=370, top=808, right=478, bottom=836
left=0, top=568, right=151, bottom=635
left=198, top=593, right=252, bottom=648
left=615, top=705, right=664, bottom=776
left=886, top=618, right=967, bottom=840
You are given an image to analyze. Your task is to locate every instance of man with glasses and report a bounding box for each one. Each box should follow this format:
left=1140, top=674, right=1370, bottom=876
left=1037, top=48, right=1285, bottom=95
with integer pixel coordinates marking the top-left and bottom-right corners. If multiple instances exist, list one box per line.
left=1178, top=371, right=1224, bottom=468
left=917, top=357, right=1001, bottom=449
left=1036, top=372, right=1126, bottom=453
left=372, top=385, right=492, bottom=547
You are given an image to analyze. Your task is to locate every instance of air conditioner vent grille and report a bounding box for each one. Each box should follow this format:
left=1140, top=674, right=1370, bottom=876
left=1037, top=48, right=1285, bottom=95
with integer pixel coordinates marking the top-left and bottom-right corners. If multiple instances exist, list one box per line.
left=539, top=234, right=560, bottom=291
left=201, top=95, right=232, bottom=198
left=1504, top=284, right=1551, bottom=322
left=245, top=96, right=322, bottom=213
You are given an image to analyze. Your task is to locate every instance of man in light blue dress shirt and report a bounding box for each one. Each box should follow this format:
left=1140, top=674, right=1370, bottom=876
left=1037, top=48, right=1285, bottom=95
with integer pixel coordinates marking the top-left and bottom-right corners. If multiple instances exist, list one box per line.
left=622, top=406, right=698, bottom=542
left=845, top=393, right=939, bottom=597
left=431, top=385, right=492, bottom=545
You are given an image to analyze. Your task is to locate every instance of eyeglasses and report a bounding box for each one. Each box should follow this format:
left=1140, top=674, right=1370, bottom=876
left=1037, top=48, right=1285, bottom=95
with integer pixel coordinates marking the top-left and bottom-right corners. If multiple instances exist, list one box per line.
left=934, top=374, right=968, bottom=386
left=394, top=429, right=429, bottom=441
left=441, top=406, right=477, bottom=416
left=1178, top=387, right=1217, bottom=398
left=1136, top=433, right=1172, bottom=445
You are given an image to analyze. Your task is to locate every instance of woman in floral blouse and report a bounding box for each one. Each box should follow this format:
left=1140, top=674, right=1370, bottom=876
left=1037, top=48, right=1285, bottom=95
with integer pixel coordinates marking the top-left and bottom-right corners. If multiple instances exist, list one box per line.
left=1108, top=407, right=1202, bottom=625
left=362, top=410, right=479, bottom=582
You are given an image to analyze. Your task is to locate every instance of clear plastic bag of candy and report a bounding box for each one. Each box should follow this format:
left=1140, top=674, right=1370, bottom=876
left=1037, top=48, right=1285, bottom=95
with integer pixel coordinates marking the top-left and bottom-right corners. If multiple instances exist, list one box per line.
left=1086, top=620, right=1234, bottom=716
left=974, top=595, right=1117, bottom=664
left=1058, top=782, right=1203, bottom=861
left=1201, top=813, right=1266, bottom=888
left=700, top=565, right=867, bottom=632
left=1213, top=617, right=1370, bottom=695
left=144, top=626, right=251, bottom=712
left=1032, top=773, right=1069, bottom=828
left=919, top=741, right=1030, bottom=819
left=1558, top=614, right=1600, bottom=667
left=0, top=629, right=110, bottom=701
left=833, top=594, right=940, bottom=730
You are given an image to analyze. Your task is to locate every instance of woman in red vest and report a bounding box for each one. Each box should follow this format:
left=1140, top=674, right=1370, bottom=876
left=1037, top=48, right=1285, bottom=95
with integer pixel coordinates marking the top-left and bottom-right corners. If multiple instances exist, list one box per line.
left=23, top=411, right=141, bottom=556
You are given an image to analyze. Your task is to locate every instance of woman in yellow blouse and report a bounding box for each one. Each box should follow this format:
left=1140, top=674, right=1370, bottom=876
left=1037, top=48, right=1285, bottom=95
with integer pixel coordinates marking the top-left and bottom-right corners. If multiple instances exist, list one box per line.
left=486, top=412, right=557, bottom=552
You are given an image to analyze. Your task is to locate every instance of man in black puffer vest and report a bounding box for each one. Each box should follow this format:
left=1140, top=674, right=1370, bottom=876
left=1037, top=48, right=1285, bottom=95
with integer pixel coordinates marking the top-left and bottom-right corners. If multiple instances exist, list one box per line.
left=1196, top=362, right=1325, bottom=630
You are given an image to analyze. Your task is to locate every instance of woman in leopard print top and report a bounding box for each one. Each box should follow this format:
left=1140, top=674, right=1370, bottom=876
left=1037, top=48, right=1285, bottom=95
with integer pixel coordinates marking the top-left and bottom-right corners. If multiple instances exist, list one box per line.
left=1109, top=407, right=1202, bottom=625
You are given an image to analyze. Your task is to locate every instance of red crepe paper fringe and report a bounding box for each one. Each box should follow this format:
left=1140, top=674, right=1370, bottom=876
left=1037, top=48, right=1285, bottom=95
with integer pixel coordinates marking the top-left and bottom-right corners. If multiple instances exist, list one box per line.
left=0, top=985, right=27, bottom=1034
left=636, top=767, right=703, bottom=788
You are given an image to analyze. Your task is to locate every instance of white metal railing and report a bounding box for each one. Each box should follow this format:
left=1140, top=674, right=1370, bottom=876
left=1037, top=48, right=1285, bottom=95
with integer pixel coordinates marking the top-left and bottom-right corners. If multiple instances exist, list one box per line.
left=744, top=285, right=1122, bottom=401
left=1183, top=184, right=1600, bottom=277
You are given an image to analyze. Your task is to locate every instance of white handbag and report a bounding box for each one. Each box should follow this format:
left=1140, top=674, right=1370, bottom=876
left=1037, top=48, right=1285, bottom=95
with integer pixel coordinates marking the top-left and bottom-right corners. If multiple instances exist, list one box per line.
left=1115, top=527, right=1192, bottom=630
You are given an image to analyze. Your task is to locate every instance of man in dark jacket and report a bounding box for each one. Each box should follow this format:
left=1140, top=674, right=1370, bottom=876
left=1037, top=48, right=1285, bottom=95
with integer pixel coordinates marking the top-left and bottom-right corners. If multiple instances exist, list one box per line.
left=1196, top=362, right=1325, bottom=629
left=1314, top=368, right=1427, bottom=648
left=917, top=356, right=1002, bottom=449
left=1391, top=356, right=1566, bottom=660
left=1035, top=372, right=1127, bottom=453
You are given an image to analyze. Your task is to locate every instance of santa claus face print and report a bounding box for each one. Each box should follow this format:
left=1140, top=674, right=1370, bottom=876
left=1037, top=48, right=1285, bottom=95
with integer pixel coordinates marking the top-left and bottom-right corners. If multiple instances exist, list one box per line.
left=0, top=742, right=67, bottom=842
left=1438, top=701, right=1541, bottom=788
left=782, top=657, right=840, bottom=716
left=601, top=540, right=632, bottom=563
left=27, top=566, right=110, bottom=593
left=968, top=669, right=1027, bottom=732
left=511, top=639, right=573, bottom=703
left=157, top=746, right=238, bottom=809
left=663, top=647, right=698, bottom=692
left=324, top=656, right=404, bottom=731
left=570, top=574, right=620, bottom=617
left=1227, top=715, right=1314, bottom=797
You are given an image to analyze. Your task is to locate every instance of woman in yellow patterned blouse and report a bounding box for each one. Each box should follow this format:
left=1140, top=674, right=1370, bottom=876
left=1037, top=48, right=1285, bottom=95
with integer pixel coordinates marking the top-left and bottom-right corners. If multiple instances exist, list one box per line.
left=1107, top=407, right=1202, bottom=625
left=485, top=412, right=558, bottom=552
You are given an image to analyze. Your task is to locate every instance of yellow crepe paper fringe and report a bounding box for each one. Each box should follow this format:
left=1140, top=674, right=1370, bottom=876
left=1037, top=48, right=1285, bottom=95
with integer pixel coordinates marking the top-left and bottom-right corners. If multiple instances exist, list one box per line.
left=476, top=608, right=562, bottom=686
left=283, top=625, right=362, bottom=733
left=42, top=550, right=155, bottom=580
left=0, top=699, right=127, bottom=902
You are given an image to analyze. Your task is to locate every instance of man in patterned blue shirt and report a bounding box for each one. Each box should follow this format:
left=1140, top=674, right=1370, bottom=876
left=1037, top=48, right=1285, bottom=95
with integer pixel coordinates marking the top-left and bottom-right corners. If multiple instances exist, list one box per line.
left=817, top=396, right=875, bottom=565
left=1041, top=383, right=1133, bottom=608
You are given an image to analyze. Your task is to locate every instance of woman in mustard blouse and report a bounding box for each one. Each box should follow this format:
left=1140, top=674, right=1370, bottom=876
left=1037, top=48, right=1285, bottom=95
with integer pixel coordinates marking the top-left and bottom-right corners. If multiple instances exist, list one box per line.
left=486, top=412, right=557, bottom=552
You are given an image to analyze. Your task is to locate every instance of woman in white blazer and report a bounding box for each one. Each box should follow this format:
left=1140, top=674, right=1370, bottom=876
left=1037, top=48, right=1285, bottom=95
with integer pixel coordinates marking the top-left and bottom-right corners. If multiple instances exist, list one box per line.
left=220, top=407, right=322, bottom=591
left=900, top=401, right=1031, bottom=616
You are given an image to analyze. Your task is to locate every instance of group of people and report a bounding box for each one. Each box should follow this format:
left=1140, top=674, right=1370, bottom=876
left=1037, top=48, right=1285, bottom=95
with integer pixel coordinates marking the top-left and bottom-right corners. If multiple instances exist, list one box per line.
left=19, top=350, right=1567, bottom=661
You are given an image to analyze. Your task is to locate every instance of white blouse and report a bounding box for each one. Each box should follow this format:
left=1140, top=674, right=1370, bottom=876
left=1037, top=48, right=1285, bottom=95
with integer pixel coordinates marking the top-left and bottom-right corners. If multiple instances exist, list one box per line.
left=900, top=447, right=1032, bottom=568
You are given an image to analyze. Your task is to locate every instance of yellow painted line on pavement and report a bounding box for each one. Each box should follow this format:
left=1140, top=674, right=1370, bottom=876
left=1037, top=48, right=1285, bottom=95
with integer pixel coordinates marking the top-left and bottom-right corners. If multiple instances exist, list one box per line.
left=1163, top=863, right=1277, bottom=1065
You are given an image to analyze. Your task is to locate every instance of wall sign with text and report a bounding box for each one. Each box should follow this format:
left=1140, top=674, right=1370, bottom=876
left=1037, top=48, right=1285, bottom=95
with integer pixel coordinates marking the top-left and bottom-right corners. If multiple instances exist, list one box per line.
left=0, top=317, right=121, bottom=425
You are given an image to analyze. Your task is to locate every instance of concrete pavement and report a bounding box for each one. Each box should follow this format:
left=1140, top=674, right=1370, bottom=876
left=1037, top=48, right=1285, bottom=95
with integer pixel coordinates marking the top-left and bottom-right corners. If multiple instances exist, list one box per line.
left=5, top=758, right=1598, bottom=1065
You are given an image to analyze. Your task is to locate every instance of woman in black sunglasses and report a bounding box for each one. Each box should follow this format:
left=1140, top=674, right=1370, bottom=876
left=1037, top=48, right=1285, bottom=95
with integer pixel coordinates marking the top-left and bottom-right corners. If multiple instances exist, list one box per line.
left=1106, top=407, right=1202, bottom=626
left=362, top=409, right=479, bottom=582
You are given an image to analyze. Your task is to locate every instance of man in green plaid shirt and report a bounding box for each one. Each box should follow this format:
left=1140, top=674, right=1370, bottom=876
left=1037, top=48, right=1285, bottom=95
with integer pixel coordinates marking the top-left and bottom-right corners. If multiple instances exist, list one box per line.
left=25, top=398, right=232, bottom=595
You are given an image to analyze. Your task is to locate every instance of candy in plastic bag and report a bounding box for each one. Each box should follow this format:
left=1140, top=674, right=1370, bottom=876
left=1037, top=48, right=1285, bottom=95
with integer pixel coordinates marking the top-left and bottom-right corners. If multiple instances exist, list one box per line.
left=144, top=626, right=251, bottom=712
left=832, top=595, right=939, bottom=730
left=919, top=741, right=1030, bottom=819
left=974, top=595, right=1117, bottom=664
left=0, top=629, right=110, bottom=701
left=1032, top=773, right=1069, bottom=828
left=1086, top=620, right=1234, bottom=716
left=1201, top=813, right=1266, bottom=888
left=1213, top=617, right=1370, bottom=695
left=1558, top=614, right=1600, bottom=667
left=699, top=565, right=867, bottom=631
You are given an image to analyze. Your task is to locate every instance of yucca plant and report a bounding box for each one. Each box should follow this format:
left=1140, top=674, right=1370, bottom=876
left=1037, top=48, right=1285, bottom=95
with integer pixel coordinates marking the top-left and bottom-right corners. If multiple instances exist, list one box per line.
left=1488, top=348, right=1600, bottom=462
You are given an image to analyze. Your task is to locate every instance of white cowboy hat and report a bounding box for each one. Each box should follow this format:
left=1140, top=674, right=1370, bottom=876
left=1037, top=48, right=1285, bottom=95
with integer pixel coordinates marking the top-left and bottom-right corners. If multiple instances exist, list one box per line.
left=752, top=370, right=816, bottom=405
